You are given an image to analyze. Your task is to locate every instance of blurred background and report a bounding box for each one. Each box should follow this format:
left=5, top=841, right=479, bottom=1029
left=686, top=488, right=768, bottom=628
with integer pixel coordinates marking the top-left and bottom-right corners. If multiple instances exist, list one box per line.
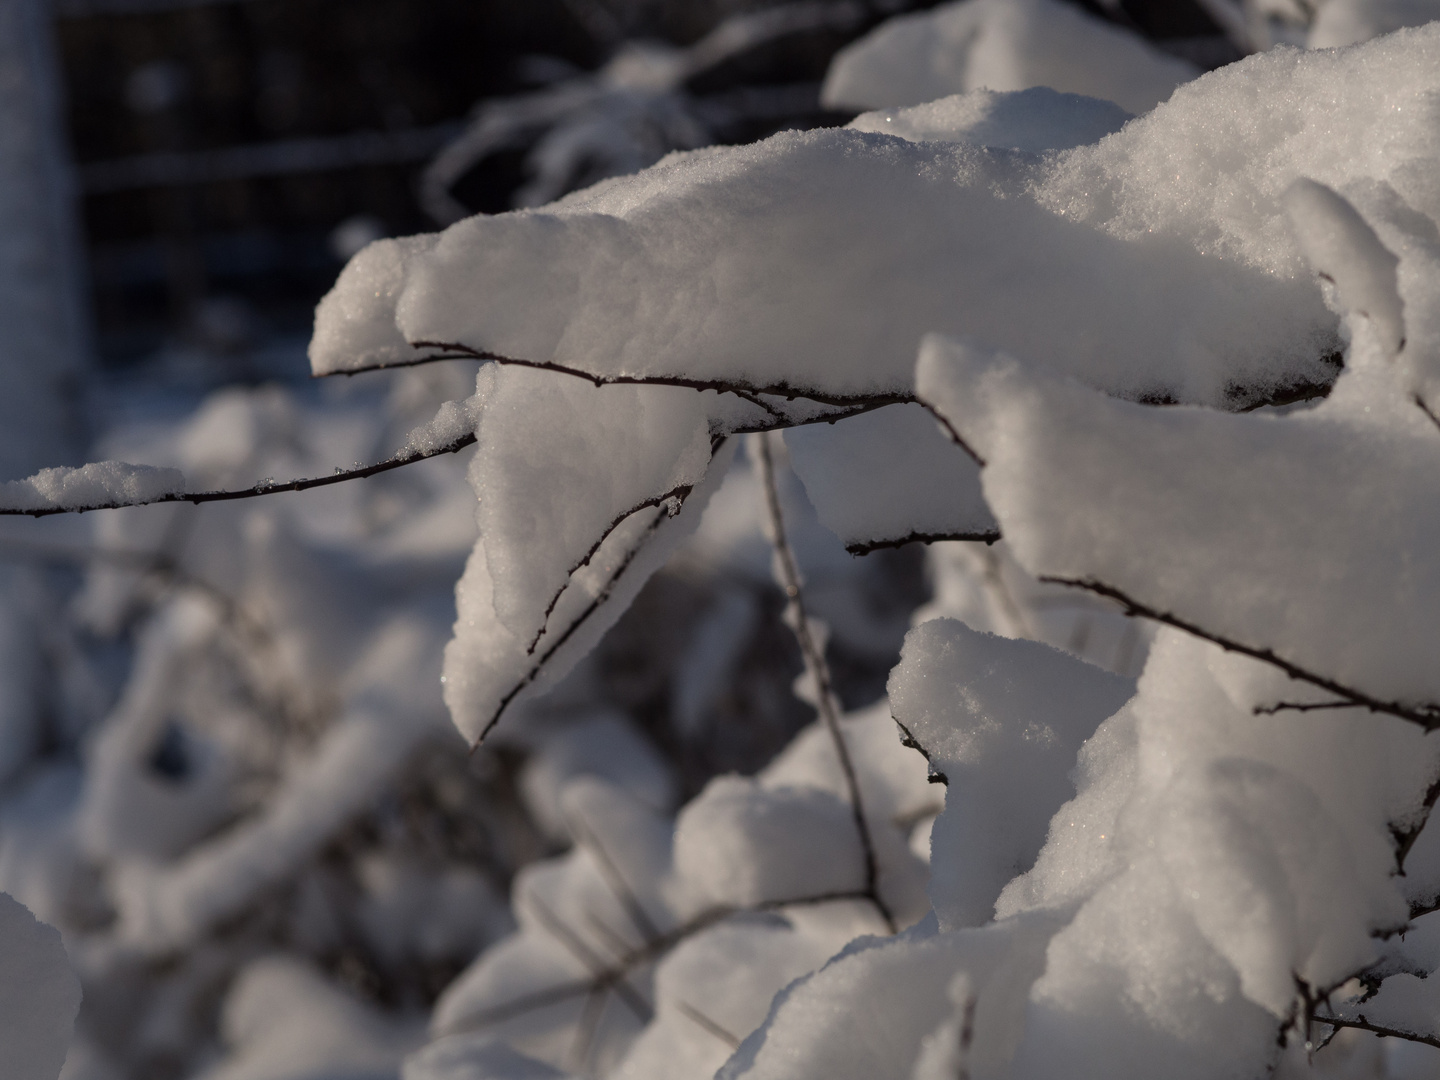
left=0, top=1, right=1307, bottom=1078
left=53, top=0, right=1239, bottom=378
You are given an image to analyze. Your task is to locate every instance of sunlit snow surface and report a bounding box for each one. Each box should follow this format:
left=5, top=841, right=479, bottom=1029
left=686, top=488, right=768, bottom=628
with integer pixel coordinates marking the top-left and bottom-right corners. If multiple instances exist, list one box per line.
left=319, top=23, right=1440, bottom=1080
left=15, top=8, right=1440, bottom=1080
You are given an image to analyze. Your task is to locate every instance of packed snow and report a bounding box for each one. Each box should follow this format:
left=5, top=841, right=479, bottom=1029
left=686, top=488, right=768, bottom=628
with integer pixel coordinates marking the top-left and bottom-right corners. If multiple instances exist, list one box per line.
left=783, top=403, right=995, bottom=551
left=846, top=86, right=1131, bottom=153
left=0, top=461, right=186, bottom=513
left=916, top=330, right=1440, bottom=720
left=888, top=620, right=1134, bottom=929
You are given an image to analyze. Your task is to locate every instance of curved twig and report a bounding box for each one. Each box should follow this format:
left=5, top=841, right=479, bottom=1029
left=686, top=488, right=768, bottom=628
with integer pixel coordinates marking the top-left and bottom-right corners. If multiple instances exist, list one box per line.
left=1313, top=1011, right=1440, bottom=1051
left=344, top=340, right=915, bottom=412
left=846, top=529, right=999, bottom=556
left=445, top=889, right=873, bottom=1036
left=754, top=431, right=896, bottom=933
left=525, top=483, right=695, bottom=655
left=890, top=715, right=949, bottom=787
left=1040, top=575, right=1440, bottom=731
left=473, top=506, right=670, bottom=747
left=0, top=432, right=478, bottom=518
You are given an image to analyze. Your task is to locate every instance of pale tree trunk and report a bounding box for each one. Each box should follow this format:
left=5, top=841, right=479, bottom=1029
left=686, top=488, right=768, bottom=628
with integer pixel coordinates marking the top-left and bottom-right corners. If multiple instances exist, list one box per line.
left=0, top=0, right=87, bottom=481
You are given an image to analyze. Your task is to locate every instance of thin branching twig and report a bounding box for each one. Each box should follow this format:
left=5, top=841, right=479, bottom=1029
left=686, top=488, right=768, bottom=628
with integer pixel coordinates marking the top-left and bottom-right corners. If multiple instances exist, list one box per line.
left=1040, top=575, right=1440, bottom=730
left=0, top=432, right=478, bottom=518
left=752, top=430, right=896, bottom=933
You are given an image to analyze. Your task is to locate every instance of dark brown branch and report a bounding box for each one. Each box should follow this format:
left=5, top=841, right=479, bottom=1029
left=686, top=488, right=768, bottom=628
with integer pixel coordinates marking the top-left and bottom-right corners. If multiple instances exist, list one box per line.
left=846, top=529, right=999, bottom=557
left=568, top=813, right=664, bottom=946
left=473, top=506, right=670, bottom=747
left=331, top=341, right=1342, bottom=427
left=754, top=431, right=896, bottom=934
left=956, top=991, right=978, bottom=1080
left=526, top=483, right=695, bottom=655
left=1414, top=394, right=1440, bottom=437
left=891, top=715, right=949, bottom=786
left=0, top=432, right=478, bottom=518
left=524, top=894, right=653, bottom=1024
left=1394, top=768, right=1440, bottom=877
left=1313, top=1011, right=1440, bottom=1051
left=1252, top=700, right=1355, bottom=716
left=675, top=1000, right=743, bottom=1049
left=912, top=399, right=986, bottom=466
left=357, top=340, right=915, bottom=412
left=1040, top=575, right=1440, bottom=730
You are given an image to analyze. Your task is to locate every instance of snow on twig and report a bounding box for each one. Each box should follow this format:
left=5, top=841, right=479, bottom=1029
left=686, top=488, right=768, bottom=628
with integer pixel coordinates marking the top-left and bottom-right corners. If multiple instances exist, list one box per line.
left=0, top=433, right=479, bottom=517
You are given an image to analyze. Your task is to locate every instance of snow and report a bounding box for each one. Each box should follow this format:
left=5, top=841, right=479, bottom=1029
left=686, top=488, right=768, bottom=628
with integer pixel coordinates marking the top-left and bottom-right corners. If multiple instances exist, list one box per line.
left=316, top=25, right=1426, bottom=415
left=0, top=461, right=185, bottom=512
left=820, top=0, right=1199, bottom=115
left=1036, top=28, right=1440, bottom=280
left=309, top=234, right=440, bottom=375
left=759, top=700, right=934, bottom=830
left=198, top=956, right=424, bottom=1080
left=720, top=913, right=1062, bottom=1080
left=672, top=776, right=865, bottom=908
left=0, top=890, right=81, bottom=1080
left=518, top=711, right=676, bottom=842
left=846, top=87, right=1131, bottom=154
left=402, top=389, right=487, bottom=456
left=18, top=5, right=1440, bottom=1078
left=109, top=615, right=453, bottom=952
left=1283, top=177, right=1405, bottom=355
left=783, top=403, right=995, bottom=551
left=467, top=366, right=713, bottom=651
left=887, top=619, right=1134, bottom=928
left=405, top=1034, right=575, bottom=1080
left=1308, top=0, right=1440, bottom=47
left=916, top=331, right=1440, bottom=720
left=429, top=691, right=931, bottom=1080
left=612, top=915, right=848, bottom=1080
left=442, top=435, right=734, bottom=744
left=916, top=539, right=1150, bottom=678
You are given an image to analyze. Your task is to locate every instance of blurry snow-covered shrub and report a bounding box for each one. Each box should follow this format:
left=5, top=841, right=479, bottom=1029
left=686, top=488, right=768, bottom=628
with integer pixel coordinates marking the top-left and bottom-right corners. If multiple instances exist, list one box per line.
left=821, top=0, right=1201, bottom=113
left=420, top=1, right=892, bottom=221
left=12, top=3, right=1440, bottom=1080
left=290, top=18, right=1440, bottom=1080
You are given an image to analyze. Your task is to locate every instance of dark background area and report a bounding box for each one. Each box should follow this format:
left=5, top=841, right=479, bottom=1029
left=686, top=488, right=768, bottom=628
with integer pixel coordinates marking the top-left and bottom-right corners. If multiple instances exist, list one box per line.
left=54, top=0, right=1233, bottom=370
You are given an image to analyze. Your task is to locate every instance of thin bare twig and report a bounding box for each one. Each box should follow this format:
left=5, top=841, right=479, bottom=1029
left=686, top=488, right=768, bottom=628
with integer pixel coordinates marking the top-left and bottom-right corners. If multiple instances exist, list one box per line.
left=525, top=482, right=695, bottom=654
left=891, top=716, right=949, bottom=786
left=1252, top=700, right=1356, bottom=716
left=569, top=988, right=610, bottom=1076
left=567, top=812, right=664, bottom=945
left=0, top=432, right=478, bottom=518
left=343, top=340, right=914, bottom=413
left=473, top=504, right=671, bottom=747
left=524, top=894, right=653, bottom=1024
left=446, top=889, right=872, bottom=1035
left=753, top=430, right=896, bottom=933
left=845, top=529, right=999, bottom=557
left=1040, top=575, right=1440, bottom=731
left=956, top=991, right=978, bottom=1080
left=1313, top=1011, right=1440, bottom=1051
left=675, top=1000, right=743, bottom=1049
left=1414, top=394, right=1440, bottom=436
